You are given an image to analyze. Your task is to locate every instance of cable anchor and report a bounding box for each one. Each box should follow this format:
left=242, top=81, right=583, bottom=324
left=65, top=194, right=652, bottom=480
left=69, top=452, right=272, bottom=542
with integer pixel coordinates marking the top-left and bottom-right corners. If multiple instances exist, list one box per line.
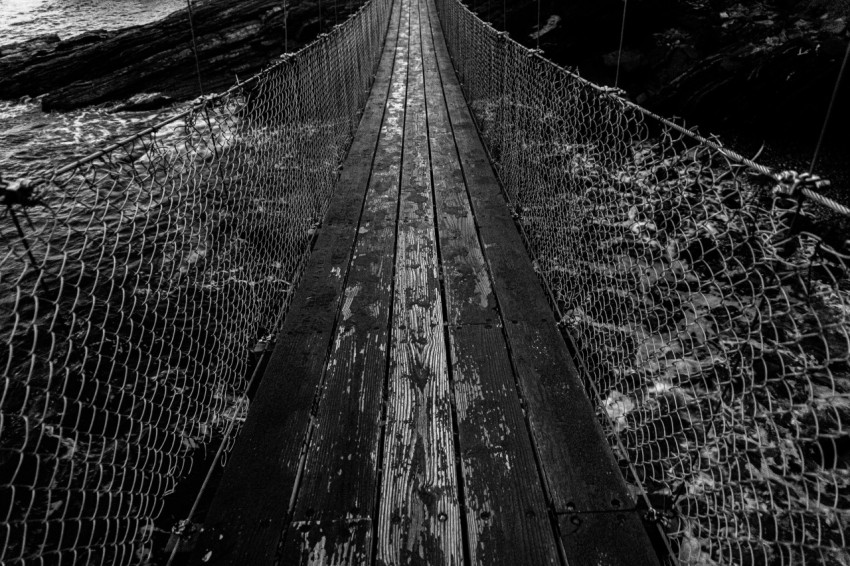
left=1, top=177, right=46, bottom=208
left=171, top=518, right=200, bottom=540
left=773, top=170, right=829, bottom=199
left=598, top=85, right=627, bottom=99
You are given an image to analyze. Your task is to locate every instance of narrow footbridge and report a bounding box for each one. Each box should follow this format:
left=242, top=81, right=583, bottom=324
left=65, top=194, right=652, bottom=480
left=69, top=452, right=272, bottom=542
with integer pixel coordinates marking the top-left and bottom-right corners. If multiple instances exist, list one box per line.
left=195, top=0, right=657, bottom=563
left=1, top=0, right=848, bottom=565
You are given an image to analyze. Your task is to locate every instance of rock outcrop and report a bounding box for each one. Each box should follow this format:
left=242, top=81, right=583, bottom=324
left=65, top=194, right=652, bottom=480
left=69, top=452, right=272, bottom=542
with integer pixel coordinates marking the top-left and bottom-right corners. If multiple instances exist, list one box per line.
left=0, top=0, right=366, bottom=111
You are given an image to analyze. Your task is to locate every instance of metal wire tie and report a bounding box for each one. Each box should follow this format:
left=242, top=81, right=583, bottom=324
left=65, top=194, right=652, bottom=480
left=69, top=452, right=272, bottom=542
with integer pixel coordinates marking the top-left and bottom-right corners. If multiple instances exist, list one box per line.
left=172, top=518, right=200, bottom=539
left=598, top=85, right=627, bottom=98
left=773, top=170, right=830, bottom=198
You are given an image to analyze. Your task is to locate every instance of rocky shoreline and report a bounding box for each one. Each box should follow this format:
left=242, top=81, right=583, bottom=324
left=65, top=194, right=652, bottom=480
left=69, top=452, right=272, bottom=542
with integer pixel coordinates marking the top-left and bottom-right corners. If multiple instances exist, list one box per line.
left=0, top=0, right=367, bottom=112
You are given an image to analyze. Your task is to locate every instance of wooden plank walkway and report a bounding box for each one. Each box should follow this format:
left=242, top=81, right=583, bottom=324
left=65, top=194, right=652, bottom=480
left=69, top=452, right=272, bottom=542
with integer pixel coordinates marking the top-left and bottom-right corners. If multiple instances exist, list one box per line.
left=192, top=0, right=660, bottom=564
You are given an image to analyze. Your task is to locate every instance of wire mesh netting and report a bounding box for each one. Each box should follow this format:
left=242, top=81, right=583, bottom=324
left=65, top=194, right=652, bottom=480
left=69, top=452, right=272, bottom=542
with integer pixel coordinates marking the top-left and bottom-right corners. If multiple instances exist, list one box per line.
left=0, top=0, right=392, bottom=562
left=435, top=1, right=850, bottom=564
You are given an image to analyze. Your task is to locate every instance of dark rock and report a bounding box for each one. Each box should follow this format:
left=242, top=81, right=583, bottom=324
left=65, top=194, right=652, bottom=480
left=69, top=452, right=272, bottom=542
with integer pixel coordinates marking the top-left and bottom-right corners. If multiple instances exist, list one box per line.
left=0, top=34, right=61, bottom=59
left=602, top=49, right=648, bottom=73
left=0, top=0, right=368, bottom=111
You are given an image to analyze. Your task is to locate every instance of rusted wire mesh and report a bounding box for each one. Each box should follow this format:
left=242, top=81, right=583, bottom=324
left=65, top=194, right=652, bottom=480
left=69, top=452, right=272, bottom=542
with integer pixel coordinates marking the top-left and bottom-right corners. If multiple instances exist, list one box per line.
left=0, top=0, right=391, bottom=563
left=435, top=1, right=850, bottom=564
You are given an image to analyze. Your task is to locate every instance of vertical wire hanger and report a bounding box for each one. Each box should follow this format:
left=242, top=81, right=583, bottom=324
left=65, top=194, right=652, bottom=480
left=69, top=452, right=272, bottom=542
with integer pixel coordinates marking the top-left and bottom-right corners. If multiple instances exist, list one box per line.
left=614, top=0, right=628, bottom=89
left=186, top=0, right=205, bottom=96
left=536, top=0, right=541, bottom=50
left=809, top=37, right=850, bottom=174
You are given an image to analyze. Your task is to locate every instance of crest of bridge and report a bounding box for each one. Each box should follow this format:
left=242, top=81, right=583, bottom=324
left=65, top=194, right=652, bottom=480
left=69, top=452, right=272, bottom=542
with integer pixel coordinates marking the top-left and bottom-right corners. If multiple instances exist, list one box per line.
left=192, top=0, right=660, bottom=564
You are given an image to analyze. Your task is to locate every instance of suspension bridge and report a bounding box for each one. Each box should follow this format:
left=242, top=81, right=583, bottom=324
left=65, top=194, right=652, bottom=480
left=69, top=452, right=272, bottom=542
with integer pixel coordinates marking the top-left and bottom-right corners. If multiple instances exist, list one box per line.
left=1, top=0, right=848, bottom=565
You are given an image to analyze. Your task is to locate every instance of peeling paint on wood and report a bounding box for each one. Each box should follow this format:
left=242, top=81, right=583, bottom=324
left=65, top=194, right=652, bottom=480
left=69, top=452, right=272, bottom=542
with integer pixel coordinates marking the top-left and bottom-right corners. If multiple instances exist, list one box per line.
left=283, top=519, right=373, bottom=566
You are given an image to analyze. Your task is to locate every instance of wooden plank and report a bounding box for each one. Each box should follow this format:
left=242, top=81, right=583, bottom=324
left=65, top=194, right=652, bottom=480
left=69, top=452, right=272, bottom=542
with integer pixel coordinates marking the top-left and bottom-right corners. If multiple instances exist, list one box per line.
left=419, top=3, right=559, bottom=564
left=424, top=0, right=631, bottom=514
left=558, top=512, right=660, bottom=566
left=417, top=0, right=495, bottom=328
left=424, top=0, right=550, bottom=324
left=503, top=321, right=634, bottom=512
left=191, top=3, right=404, bottom=563
left=280, top=1, right=411, bottom=563
left=448, top=325, right=560, bottom=566
left=376, top=1, right=463, bottom=563
left=284, top=519, right=372, bottom=566
left=425, top=2, right=661, bottom=564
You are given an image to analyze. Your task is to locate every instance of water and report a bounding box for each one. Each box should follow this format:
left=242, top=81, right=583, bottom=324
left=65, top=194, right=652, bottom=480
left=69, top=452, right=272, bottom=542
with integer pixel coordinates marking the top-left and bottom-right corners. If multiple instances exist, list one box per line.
left=0, top=0, right=187, bottom=46
left=0, top=1, right=191, bottom=183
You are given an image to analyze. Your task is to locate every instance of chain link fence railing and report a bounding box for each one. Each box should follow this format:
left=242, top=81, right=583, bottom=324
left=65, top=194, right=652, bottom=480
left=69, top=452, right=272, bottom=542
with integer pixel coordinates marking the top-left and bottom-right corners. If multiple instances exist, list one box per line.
left=435, top=1, right=850, bottom=564
left=0, top=0, right=392, bottom=562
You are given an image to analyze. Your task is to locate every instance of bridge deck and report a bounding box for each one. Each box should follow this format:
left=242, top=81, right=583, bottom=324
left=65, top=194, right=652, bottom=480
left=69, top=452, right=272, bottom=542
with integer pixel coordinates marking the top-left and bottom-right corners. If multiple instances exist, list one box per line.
left=193, top=0, right=659, bottom=564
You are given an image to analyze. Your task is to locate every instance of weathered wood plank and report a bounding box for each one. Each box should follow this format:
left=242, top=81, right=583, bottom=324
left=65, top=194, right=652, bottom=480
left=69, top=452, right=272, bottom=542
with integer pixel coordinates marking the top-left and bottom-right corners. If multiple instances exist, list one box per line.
left=425, top=0, right=631, bottom=513
left=419, top=2, right=559, bottom=564
left=417, top=1, right=495, bottom=328
left=503, top=321, right=634, bottom=512
left=283, top=519, right=373, bottom=566
left=190, top=3, right=403, bottom=563
left=280, top=1, right=410, bottom=563
left=425, top=1, right=661, bottom=564
left=424, top=0, right=551, bottom=325
left=558, top=512, right=660, bottom=566
left=447, top=325, right=560, bottom=566
left=376, top=1, right=463, bottom=563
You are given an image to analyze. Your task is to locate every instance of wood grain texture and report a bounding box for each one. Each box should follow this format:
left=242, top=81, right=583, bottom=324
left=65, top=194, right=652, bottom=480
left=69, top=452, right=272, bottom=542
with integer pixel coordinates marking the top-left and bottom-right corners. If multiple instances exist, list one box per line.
left=420, top=3, right=559, bottom=564
left=429, top=58, right=551, bottom=323
left=190, top=4, right=402, bottom=563
left=282, top=2, right=409, bottom=563
left=376, top=1, right=462, bottom=563
left=281, top=519, right=373, bottom=566
left=447, top=325, right=559, bottom=566
left=503, top=321, right=633, bottom=512
left=417, top=0, right=496, bottom=328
